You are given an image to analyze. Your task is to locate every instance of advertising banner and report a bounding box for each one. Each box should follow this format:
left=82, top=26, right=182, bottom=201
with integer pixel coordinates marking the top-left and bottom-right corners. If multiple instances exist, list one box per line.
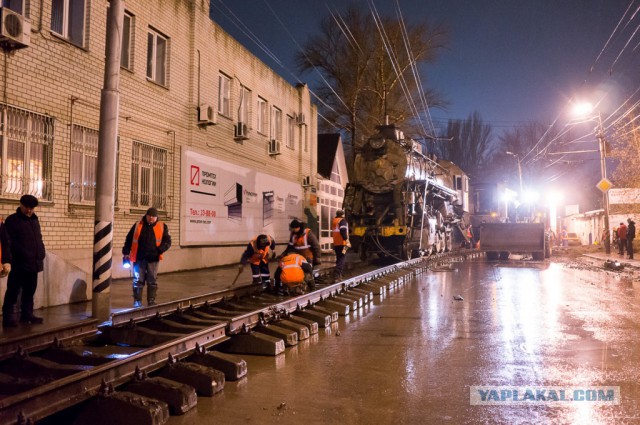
left=181, top=147, right=303, bottom=245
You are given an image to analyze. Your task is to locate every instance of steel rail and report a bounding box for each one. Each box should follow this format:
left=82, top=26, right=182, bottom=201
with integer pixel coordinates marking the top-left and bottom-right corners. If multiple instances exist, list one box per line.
left=0, top=319, right=99, bottom=361
left=0, top=322, right=227, bottom=425
left=0, top=252, right=476, bottom=424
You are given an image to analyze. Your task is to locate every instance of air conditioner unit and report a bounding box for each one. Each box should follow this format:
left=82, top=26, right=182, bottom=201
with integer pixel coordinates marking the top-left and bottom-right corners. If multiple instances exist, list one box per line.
left=302, top=175, right=312, bottom=187
left=198, top=103, right=216, bottom=126
left=296, top=113, right=306, bottom=126
left=0, top=8, right=30, bottom=49
left=268, top=139, right=280, bottom=155
left=234, top=122, right=248, bottom=140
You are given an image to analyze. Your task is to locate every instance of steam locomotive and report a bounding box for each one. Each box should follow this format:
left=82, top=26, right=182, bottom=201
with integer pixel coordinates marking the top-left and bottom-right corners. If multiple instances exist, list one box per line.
left=343, top=124, right=470, bottom=260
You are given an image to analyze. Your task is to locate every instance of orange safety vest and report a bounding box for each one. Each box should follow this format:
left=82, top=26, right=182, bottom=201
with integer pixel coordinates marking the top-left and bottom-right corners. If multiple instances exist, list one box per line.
left=290, top=228, right=312, bottom=261
left=130, top=220, right=165, bottom=263
left=331, top=217, right=347, bottom=246
left=248, top=235, right=272, bottom=265
left=279, top=253, right=307, bottom=286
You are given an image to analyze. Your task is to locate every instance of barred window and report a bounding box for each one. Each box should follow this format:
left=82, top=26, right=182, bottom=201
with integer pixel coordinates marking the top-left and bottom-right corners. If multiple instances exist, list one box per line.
left=130, top=141, right=167, bottom=210
left=69, top=125, right=98, bottom=204
left=0, top=105, right=54, bottom=201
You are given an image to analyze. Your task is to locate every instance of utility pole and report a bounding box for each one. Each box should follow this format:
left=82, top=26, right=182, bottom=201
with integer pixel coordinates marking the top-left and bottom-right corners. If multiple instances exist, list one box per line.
left=595, top=113, right=611, bottom=255
left=92, top=0, right=124, bottom=320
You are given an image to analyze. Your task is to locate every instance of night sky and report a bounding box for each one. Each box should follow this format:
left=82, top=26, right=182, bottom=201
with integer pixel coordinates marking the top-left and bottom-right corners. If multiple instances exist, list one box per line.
left=212, top=0, right=637, bottom=131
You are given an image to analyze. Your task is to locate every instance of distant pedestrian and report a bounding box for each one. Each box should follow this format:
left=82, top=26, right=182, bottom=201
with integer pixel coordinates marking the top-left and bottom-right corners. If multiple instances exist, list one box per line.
left=626, top=218, right=636, bottom=259
left=122, top=208, right=171, bottom=307
left=561, top=227, right=568, bottom=247
left=239, top=234, right=276, bottom=287
left=617, top=222, right=627, bottom=255
left=331, top=210, right=350, bottom=282
left=2, top=195, right=46, bottom=327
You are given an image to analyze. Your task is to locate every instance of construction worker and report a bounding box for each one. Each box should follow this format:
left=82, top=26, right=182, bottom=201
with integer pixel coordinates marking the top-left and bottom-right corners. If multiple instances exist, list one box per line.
left=239, top=234, right=276, bottom=287
left=331, top=209, right=350, bottom=282
left=122, top=208, right=172, bottom=307
left=281, top=219, right=322, bottom=267
left=273, top=252, right=314, bottom=295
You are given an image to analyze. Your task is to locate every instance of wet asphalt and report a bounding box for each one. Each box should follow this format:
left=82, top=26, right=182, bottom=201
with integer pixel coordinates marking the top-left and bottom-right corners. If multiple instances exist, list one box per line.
left=166, top=257, right=640, bottom=425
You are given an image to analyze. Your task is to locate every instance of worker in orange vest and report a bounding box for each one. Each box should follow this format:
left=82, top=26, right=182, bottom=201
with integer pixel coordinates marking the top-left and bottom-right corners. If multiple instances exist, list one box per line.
left=122, top=208, right=172, bottom=307
left=239, top=234, right=276, bottom=287
left=273, top=252, right=314, bottom=295
left=280, top=219, right=321, bottom=266
left=331, top=210, right=350, bottom=282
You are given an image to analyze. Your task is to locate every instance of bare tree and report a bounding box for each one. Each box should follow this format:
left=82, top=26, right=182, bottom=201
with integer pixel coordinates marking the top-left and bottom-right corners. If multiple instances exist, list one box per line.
left=437, top=111, right=493, bottom=180
left=296, top=5, right=447, bottom=162
left=610, top=104, right=640, bottom=187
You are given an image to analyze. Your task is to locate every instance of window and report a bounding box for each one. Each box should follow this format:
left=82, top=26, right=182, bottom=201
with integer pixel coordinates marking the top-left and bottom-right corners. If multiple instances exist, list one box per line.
left=146, top=28, right=167, bottom=86
left=330, top=161, right=341, bottom=184
left=3, top=0, right=24, bottom=14
left=218, top=74, right=231, bottom=117
left=270, top=107, right=282, bottom=141
left=51, top=0, right=86, bottom=47
left=0, top=105, right=54, bottom=201
left=257, top=97, right=267, bottom=134
left=121, top=12, right=133, bottom=70
left=130, top=141, right=167, bottom=210
left=70, top=125, right=98, bottom=204
left=286, top=115, right=295, bottom=149
left=239, top=86, right=251, bottom=125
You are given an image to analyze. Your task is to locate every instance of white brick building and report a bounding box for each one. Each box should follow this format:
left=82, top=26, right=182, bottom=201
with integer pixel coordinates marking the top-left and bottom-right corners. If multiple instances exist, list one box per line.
left=0, top=0, right=317, bottom=308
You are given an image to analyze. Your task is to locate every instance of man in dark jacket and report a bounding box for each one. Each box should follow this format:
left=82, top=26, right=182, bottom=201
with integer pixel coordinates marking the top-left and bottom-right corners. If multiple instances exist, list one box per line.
left=626, top=218, right=636, bottom=259
left=2, top=195, right=46, bottom=327
left=122, top=208, right=171, bottom=307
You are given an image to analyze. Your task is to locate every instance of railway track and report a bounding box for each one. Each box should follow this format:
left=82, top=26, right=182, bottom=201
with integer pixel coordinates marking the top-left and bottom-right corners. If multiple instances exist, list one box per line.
left=0, top=252, right=479, bottom=425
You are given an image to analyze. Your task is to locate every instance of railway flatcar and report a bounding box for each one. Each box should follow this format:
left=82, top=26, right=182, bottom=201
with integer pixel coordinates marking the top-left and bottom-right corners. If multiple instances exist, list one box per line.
left=343, top=124, right=470, bottom=260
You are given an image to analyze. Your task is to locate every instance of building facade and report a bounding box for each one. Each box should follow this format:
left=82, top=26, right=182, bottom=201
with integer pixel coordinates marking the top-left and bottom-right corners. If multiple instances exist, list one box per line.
left=0, top=0, right=317, bottom=309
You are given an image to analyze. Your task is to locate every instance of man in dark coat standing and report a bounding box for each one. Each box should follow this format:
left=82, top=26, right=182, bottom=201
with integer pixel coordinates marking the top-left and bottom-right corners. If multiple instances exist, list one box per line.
left=2, top=195, right=46, bottom=327
left=122, top=208, right=171, bottom=307
left=626, top=218, right=636, bottom=260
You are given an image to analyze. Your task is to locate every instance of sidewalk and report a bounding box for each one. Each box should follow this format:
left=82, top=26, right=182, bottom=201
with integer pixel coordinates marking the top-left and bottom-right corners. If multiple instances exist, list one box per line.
left=581, top=250, right=640, bottom=269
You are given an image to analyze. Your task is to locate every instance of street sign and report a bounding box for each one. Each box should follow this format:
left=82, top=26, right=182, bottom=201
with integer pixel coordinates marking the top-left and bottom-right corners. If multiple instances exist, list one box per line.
left=596, top=178, right=613, bottom=193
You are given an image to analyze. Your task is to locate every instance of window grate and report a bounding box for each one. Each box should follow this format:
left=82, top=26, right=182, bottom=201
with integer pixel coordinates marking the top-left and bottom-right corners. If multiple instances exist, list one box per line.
left=0, top=104, right=54, bottom=201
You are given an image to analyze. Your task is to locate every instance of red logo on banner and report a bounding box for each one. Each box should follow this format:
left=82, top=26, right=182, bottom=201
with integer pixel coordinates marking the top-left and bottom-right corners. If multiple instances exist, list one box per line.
left=191, top=165, right=200, bottom=185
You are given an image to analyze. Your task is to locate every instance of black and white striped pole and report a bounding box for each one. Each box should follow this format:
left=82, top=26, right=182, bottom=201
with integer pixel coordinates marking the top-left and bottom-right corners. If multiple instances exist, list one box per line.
left=93, top=0, right=124, bottom=320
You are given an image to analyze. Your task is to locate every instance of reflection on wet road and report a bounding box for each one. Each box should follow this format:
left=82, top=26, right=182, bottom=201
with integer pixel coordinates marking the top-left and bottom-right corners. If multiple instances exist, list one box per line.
left=169, top=258, right=640, bottom=425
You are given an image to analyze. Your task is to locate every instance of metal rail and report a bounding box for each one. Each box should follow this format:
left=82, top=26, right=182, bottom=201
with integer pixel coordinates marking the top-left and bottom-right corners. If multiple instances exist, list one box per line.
left=0, top=251, right=478, bottom=424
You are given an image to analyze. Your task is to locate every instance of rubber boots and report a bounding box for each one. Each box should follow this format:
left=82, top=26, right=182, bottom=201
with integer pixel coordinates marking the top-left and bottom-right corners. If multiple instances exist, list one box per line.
left=2, top=306, right=17, bottom=328
left=20, top=299, right=43, bottom=324
left=147, top=285, right=158, bottom=306
left=133, top=286, right=144, bottom=308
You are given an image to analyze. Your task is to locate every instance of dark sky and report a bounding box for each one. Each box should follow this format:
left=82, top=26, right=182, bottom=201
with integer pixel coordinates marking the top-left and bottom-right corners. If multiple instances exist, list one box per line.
left=212, top=0, right=638, bottom=132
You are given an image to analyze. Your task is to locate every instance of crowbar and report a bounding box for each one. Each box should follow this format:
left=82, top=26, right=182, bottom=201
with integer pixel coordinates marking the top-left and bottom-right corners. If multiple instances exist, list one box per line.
left=231, top=267, right=243, bottom=286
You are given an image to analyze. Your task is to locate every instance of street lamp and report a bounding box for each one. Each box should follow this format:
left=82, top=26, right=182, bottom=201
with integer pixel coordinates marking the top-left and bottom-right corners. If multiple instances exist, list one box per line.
left=506, top=151, right=523, bottom=194
left=572, top=102, right=611, bottom=254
